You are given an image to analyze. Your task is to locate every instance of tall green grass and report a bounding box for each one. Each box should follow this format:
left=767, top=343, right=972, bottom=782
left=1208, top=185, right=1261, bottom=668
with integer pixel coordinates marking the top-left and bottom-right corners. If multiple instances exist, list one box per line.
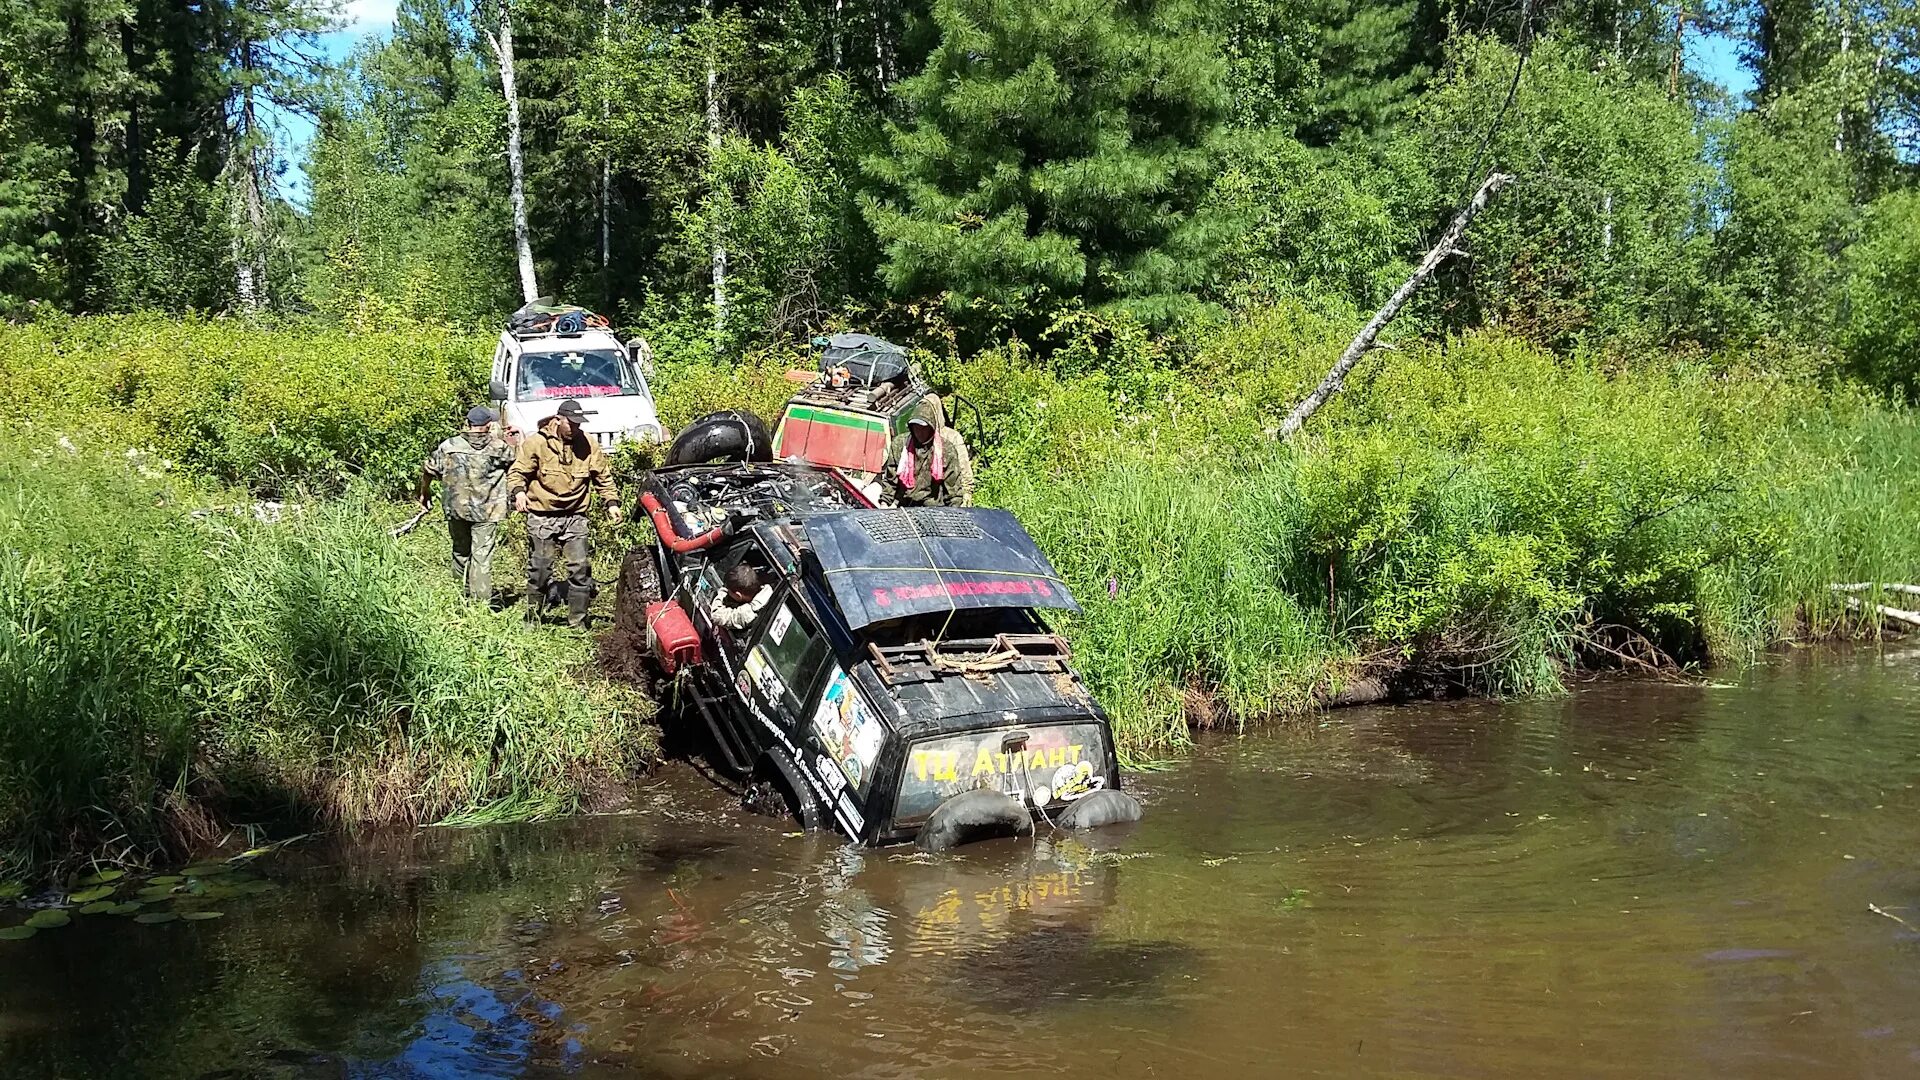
left=0, top=439, right=652, bottom=879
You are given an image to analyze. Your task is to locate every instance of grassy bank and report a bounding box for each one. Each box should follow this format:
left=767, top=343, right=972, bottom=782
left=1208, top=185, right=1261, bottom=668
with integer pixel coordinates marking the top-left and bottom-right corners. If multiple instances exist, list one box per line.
left=952, top=313, right=1920, bottom=748
left=0, top=437, right=652, bottom=879
left=3, top=310, right=1917, bottom=872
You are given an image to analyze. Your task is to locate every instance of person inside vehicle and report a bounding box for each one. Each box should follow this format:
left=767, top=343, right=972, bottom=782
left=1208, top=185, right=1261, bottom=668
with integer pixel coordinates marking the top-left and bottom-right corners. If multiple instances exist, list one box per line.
left=710, top=562, right=773, bottom=630
left=885, top=394, right=974, bottom=507
left=508, top=398, right=622, bottom=628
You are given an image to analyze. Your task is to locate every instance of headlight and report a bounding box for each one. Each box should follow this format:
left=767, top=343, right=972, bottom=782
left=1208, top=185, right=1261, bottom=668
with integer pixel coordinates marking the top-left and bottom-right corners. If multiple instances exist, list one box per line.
left=628, top=423, right=664, bottom=444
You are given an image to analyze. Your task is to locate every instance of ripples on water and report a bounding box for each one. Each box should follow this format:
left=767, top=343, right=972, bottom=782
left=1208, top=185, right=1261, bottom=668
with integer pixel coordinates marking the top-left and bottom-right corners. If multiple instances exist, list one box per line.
left=2, top=648, right=1919, bottom=1079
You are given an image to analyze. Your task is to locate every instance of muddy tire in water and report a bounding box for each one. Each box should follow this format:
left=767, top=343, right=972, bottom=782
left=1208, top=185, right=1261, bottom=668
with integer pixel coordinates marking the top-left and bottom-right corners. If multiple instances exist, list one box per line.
left=743, top=750, right=824, bottom=831
left=612, top=547, right=663, bottom=638
left=599, top=547, right=665, bottom=687
left=666, top=410, right=773, bottom=466
left=916, top=789, right=1034, bottom=851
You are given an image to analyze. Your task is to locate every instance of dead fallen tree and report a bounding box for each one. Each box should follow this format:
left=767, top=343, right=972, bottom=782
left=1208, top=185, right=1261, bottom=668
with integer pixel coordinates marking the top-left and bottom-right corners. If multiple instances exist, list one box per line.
left=1831, top=584, right=1920, bottom=629
left=1277, top=171, right=1513, bottom=441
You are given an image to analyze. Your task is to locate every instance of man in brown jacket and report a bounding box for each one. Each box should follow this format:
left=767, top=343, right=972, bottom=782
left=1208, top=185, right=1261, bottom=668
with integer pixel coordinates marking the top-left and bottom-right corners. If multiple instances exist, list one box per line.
left=509, top=399, right=623, bottom=627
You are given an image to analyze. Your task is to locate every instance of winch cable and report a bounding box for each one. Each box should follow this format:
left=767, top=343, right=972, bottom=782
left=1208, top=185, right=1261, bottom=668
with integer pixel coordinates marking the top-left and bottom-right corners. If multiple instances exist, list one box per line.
left=898, top=505, right=960, bottom=647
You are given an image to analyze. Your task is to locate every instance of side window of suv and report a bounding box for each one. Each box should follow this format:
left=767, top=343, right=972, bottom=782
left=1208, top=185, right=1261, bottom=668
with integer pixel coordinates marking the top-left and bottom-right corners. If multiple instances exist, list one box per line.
left=758, top=600, right=830, bottom=715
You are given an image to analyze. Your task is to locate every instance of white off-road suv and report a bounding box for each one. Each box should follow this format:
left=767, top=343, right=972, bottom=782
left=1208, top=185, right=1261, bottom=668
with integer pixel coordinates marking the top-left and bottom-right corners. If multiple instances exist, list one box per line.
left=488, top=324, right=667, bottom=451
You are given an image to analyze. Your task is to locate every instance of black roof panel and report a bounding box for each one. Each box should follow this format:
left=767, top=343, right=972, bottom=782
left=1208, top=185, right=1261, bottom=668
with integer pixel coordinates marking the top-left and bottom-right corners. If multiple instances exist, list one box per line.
left=804, top=508, right=1079, bottom=630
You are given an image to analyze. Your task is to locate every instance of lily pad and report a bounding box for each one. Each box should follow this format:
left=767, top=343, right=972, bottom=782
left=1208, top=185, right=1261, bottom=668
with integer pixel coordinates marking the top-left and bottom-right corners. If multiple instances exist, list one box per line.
left=0, top=882, right=24, bottom=900
left=179, top=910, right=224, bottom=921
left=25, top=909, right=70, bottom=929
left=136, top=885, right=177, bottom=901
left=0, top=926, right=36, bottom=940
left=68, top=886, right=116, bottom=904
left=133, top=912, right=178, bottom=925
left=107, top=902, right=143, bottom=915
left=182, top=863, right=232, bottom=877
left=77, top=869, right=126, bottom=885
left=77, top=901, right=116, bottom=915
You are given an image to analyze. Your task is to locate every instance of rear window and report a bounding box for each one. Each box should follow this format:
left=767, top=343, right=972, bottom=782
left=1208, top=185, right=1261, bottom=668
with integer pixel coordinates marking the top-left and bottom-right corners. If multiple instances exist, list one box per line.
left=894, top=722, right=1109, bottom=825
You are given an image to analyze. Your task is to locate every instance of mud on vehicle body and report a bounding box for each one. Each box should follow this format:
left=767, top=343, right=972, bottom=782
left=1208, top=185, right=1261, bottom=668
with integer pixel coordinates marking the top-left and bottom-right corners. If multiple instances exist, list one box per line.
left=614, top=456, right=1143, bottom=850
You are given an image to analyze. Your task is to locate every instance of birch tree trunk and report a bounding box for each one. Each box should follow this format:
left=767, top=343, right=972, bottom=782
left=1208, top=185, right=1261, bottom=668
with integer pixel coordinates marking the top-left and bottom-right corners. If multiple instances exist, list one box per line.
left=1276, top=172, right=1513, bottom=441
left=1835, top=22, right=1851, bottom=154
left=232, top=46, right=268, bottom=312
left=705, top=0, right=727, bottom=336
left=599, top=0, right=612, bottom=300
left=489, top=3, right=539, bottom=304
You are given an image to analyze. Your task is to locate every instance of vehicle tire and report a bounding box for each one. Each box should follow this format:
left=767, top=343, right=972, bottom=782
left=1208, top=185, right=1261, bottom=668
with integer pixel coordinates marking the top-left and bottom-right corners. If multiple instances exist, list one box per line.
left=1054, top=789, right=1144, bottom=831
left=916, top=789, right=1033, bottom=852
left=612, top=546, right=663, bottom=639
left=742, top=749, right=825, bottom=831
left=667, top=410, right=773, bottom=466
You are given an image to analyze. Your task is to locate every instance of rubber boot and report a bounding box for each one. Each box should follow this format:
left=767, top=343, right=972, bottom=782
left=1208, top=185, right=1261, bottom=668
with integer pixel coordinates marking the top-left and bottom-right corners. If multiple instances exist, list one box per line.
left=566, top=584, right=591, bottom=629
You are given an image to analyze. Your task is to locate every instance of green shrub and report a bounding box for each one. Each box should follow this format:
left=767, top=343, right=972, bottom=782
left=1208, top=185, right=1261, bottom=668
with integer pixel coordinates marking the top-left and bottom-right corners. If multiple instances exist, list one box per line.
left=0, top=314, right=490, bottom=496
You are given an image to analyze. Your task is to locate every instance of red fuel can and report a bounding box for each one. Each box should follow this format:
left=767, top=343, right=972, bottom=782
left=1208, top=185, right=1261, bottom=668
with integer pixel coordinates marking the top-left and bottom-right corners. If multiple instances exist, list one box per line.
left=645, top=600, right=703, bottom=674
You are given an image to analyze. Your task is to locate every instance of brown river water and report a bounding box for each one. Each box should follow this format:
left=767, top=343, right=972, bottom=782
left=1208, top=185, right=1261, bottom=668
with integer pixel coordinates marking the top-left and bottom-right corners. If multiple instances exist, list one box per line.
left=3, top=647, right=1919, bottom=1078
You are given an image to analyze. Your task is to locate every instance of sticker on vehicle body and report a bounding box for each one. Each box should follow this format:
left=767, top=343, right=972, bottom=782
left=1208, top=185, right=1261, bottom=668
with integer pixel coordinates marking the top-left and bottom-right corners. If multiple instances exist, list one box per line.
left=837, top=794, right=865, bottom=835
left=767, top=605, right=793, bottom=645
left=811, top=666, right=885, bottom=795
left=816, top=753, right=847, bottom=798
left=745, top=647, right=787, bottom=703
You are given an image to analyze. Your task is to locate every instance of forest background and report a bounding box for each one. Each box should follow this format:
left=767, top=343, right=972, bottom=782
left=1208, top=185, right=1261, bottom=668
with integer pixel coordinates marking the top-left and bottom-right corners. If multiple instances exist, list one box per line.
left=1, top=0, right=1916, bottom=376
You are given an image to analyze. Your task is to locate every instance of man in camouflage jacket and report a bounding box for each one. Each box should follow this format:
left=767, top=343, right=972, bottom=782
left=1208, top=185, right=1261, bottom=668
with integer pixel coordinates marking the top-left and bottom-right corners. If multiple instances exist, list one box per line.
left=419, top=407, right=515, bottom=603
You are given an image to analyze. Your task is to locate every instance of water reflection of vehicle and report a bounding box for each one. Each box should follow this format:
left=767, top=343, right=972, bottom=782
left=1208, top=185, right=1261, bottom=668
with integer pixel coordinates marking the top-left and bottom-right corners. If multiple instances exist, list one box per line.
left=615, top=459, right=1145, bottom=849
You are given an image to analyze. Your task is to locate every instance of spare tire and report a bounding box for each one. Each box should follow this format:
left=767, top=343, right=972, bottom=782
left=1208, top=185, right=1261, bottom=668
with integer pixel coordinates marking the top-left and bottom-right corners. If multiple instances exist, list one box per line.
left=916, top=789, right=1034, bottom=852
left=1055, top=789, right=1144, bottom=831
left=668, top=410, right=772, bottom=466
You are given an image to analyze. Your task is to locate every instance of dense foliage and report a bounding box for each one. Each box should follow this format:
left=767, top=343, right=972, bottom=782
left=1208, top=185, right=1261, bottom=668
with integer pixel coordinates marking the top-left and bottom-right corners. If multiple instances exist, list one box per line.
left=3, top=0, right=1916, bottom=388
left=0, top=315, right=489, bottom=495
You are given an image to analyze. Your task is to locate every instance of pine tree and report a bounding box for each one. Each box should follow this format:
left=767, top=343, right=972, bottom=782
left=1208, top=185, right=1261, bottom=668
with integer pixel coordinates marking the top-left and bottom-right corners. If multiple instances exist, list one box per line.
left=862, top=0, right=1232, bottom=330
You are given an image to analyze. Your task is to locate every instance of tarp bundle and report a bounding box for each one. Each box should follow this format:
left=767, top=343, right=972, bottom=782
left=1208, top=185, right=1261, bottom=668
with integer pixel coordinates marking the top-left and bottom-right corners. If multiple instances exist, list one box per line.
left=508, top=299, right=612, bottom=336
left=818, top=332, right=910, bottom=387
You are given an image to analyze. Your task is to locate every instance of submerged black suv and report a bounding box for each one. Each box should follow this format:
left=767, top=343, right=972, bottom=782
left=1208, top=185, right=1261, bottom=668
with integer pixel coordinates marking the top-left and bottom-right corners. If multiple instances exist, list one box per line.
left=614, top=458, right=1143, bottom=850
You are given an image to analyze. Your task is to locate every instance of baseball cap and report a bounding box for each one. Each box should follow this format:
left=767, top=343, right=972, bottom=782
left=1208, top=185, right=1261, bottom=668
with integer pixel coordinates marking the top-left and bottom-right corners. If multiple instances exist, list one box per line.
left=557, top=400, right=590, bottom=425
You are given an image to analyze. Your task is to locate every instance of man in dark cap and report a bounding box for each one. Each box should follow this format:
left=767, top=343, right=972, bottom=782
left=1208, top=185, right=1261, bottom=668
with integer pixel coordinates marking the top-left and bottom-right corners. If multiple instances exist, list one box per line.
left=508, top=398, right=623, bottom=627
left=420, top=406, right=515, bottom=602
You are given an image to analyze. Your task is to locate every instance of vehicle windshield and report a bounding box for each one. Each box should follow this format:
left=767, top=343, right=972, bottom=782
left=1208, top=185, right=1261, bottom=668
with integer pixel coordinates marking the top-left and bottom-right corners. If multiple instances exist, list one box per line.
left=516, top=348, right=640, bottom=400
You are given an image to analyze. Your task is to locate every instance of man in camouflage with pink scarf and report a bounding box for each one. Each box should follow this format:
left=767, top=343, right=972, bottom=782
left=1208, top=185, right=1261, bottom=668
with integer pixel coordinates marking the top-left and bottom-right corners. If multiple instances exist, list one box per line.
left=885, top=394, right=975, bottom=507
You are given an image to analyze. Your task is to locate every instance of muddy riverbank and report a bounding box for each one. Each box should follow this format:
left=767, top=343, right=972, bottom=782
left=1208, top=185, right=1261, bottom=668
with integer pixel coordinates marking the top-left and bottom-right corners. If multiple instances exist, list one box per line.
left=3, top=646, right=1918, bottom=1078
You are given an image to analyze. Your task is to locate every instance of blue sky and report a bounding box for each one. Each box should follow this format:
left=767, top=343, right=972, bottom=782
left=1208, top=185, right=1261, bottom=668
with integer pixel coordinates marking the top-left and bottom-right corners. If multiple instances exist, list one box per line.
left=275, top=11, right=1761, bottom=202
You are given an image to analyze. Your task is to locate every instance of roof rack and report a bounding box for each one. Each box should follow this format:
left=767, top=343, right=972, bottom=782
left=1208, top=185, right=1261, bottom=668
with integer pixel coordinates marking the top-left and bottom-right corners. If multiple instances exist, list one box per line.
left=866, top=634, right=1074, bottom=685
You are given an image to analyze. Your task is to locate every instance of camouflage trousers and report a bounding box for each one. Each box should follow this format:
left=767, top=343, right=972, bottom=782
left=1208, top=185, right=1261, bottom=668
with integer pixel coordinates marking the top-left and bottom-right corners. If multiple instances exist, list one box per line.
left=526, top=512, right=593, bottom=626
left=447, top=519, right=499, bottom=603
